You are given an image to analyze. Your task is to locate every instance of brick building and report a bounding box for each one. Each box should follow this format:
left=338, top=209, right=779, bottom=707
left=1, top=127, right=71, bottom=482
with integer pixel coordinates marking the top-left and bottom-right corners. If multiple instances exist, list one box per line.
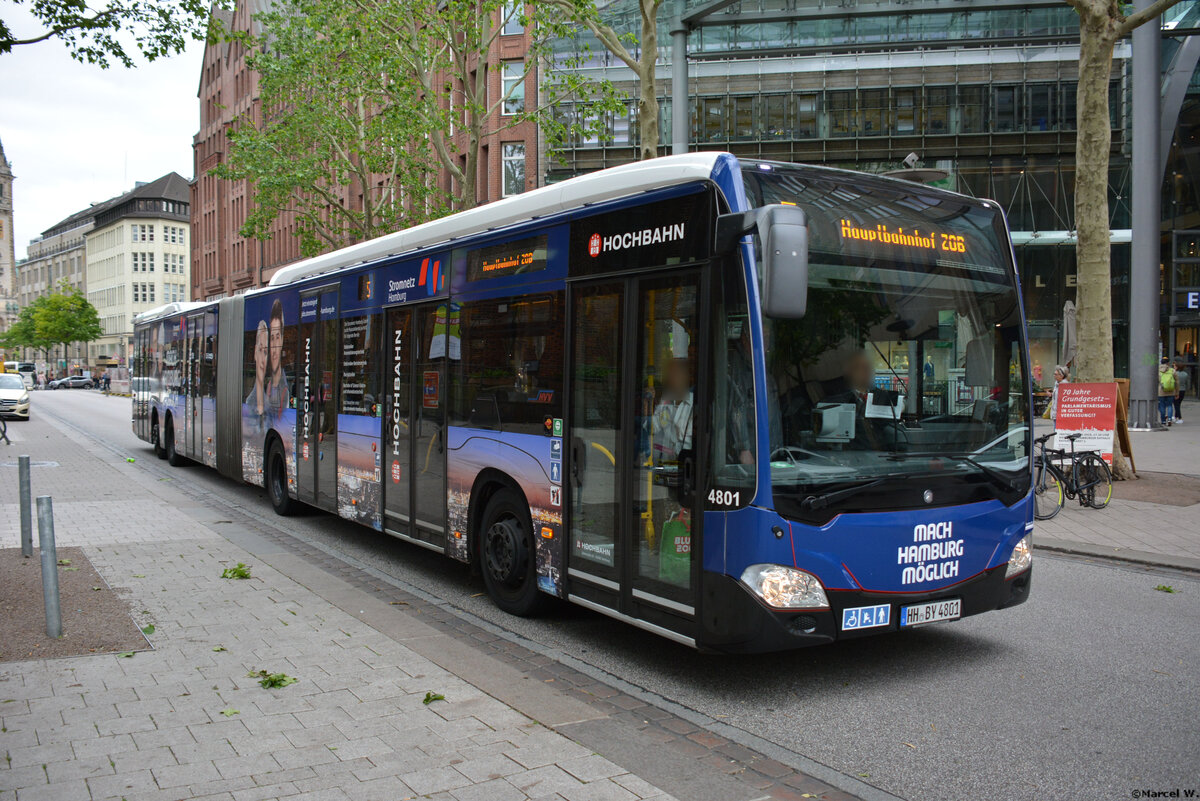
left=191, top=0, right=539, bottom=301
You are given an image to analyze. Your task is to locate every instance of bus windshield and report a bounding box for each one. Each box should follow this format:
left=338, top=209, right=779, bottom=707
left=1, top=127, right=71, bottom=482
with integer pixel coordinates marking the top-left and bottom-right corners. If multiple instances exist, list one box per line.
left=742, top=163, right=1030, bottom=517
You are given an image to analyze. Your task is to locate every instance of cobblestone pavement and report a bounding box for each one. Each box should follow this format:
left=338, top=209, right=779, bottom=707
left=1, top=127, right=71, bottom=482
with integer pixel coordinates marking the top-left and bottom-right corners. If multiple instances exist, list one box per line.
left=0, top=407, right=869, bottom=800
left=1032, top=398, right=1200, bottom=569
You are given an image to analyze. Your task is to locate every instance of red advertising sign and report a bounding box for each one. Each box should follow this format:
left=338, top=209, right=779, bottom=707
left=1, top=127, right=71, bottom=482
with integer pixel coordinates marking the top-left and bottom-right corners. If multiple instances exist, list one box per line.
left=422, top=370, right=440, bottom=409
left=1054, top=382, right=1118, bottom=463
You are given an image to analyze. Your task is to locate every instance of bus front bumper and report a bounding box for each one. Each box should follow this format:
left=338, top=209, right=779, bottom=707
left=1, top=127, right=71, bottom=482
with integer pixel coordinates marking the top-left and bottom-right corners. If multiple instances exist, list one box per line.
left=699, top=564, right=1031, bottom=654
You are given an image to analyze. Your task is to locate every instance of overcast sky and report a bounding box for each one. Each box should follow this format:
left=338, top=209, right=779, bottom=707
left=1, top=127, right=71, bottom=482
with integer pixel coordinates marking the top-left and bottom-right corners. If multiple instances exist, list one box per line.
left=1, top=6, right=203, bottom=261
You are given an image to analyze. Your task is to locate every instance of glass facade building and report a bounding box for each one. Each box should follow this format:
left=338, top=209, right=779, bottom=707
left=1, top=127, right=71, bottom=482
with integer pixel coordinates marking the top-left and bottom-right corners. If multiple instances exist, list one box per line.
left=546, top=0, right=1200, bottom=385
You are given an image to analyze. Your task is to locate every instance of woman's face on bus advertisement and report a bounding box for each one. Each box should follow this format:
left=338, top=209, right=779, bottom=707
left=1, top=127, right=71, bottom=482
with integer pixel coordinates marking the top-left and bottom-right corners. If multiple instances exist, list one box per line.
left=255, top=327, right=269, bottom=378
left=269, top=318, right=283, bottom=375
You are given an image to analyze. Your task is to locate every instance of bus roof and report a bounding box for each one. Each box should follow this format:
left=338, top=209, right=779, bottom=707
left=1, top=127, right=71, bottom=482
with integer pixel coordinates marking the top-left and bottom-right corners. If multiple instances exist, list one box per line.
left=265, top=152, right=732, bottom=289
left=133, top=301, right=211, bottom=325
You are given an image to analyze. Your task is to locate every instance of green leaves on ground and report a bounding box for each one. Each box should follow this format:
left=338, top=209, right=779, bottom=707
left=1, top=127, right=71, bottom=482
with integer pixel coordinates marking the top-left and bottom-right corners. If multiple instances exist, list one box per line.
left=220, top=708, right=239, bottom=717
left=220, top=563, right=252, bottom=580
left=422, top=692, right=445, bottom=705
left=141, top=624, right=155, bottom=635
left=116, top=652, right=135, bottom=658
left=1154, top=584, right=1177, bottom=593
left=249, top=670, right=298, bottom=689
left=56, top=559, right=70, bottom=566
left=212, top=646, right=227, bottom=652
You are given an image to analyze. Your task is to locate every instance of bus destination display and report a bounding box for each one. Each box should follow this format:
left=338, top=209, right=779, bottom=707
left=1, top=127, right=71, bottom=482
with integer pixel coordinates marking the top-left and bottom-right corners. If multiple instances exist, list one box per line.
left=466, top=235, right=548, bottom=282
left=839, top=219, right=967, bottom=255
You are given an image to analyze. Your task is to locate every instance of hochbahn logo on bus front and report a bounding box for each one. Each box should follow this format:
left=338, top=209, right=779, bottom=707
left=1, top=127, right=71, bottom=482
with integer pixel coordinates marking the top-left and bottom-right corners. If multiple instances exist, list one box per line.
left=587, top=223, right=686, bottom=257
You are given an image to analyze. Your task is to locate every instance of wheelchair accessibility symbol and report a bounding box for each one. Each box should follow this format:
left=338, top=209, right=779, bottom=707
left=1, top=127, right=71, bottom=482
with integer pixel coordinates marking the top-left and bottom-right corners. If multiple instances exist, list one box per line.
left=842, top=603, right=891, bottom=631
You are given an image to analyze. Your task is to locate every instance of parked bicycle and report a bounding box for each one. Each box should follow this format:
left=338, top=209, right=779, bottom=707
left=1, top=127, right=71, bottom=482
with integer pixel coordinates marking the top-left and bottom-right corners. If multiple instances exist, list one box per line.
left=1033, top=431, right=1113, bottom=520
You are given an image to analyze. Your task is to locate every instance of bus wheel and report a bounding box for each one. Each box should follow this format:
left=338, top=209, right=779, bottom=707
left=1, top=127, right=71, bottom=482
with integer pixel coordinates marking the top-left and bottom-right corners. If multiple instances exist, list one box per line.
left=479, top=489, right=549, bottom=617
left=152, top=418, right=167, bottom=459
left=266, top=441, right=296, bottom=516
left=165, top=421, right=185, bottom=467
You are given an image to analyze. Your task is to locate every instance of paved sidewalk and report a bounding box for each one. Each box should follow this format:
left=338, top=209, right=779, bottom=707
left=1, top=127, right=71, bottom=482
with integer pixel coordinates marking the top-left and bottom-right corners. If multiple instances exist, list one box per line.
left=1032, top=397, right=1200, bottom=570
left=0, top=409, right=867, bottom=801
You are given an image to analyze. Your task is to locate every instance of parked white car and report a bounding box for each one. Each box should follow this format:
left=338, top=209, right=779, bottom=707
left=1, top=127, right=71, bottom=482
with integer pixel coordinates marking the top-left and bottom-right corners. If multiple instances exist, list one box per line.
left=0, top=373, right=31, bottom=420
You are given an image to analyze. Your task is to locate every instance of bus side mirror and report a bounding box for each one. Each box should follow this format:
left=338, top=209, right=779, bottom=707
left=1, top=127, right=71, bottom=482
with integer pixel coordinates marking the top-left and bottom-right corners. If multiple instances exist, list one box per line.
left=715, top=204, right=809, bottom=319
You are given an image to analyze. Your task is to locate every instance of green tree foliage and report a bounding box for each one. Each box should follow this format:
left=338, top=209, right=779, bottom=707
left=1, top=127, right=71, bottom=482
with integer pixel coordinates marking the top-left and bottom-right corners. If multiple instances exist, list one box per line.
left=0, top=0, right=216, bottom=67
left=356, top=0, right=622, bottom=206
left=0, top=298, right=55, bottom=357
left=214, top=0, right=450, bottom=257
left=542, top=0, right=664, bottom=160
left=216, top=0, right=619, bottom=256
left=1, top=284, right=101, bottom=363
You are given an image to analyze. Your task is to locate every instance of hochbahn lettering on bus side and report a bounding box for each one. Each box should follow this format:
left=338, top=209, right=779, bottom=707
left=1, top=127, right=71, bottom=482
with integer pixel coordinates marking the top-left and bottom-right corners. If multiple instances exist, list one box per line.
left=391, top=327, right=404, bottom=458
left=587, top=223, right=686, bottom=257
left=301, top=337, right=312, bottom=443
left=898, top=521, right=964, bottom=585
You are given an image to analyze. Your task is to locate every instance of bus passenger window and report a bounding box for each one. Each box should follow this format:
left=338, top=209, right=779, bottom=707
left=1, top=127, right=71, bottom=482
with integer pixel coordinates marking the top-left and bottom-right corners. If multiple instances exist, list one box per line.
left=451, top=293, right=564, bottom=435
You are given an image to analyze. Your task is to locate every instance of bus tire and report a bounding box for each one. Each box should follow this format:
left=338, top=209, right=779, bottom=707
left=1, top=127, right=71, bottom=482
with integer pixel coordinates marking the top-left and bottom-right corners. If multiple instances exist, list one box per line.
left=165, top=420, right=185, bottom=466
left=266, top=440, right=297, bottom=516
left=479, top=489, right=550, bottom=617
left=152, top=416, right=167, bottom=459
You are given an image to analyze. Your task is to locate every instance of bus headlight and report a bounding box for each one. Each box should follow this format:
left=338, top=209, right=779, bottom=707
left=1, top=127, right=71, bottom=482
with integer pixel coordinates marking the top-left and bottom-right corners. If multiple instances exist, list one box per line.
left=740, top=564, right=829, bottom=609
left=1006, top=534, right=1032, bottom=578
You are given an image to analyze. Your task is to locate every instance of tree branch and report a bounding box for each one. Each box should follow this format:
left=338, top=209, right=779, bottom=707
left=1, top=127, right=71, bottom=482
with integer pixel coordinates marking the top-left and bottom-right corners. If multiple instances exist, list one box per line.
left=1119, top=0, right=1183, bottom=35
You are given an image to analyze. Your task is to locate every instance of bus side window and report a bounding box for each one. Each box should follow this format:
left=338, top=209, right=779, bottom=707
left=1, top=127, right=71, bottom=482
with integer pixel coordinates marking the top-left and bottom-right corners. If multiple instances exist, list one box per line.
left=452, top=292, right=564, bottom=435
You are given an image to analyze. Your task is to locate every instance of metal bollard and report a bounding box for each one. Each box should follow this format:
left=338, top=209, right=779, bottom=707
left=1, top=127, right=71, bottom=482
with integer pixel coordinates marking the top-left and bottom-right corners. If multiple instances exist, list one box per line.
left=37, top=496, right=63, bottom=639
left=19, top=455, right=32, bottom=558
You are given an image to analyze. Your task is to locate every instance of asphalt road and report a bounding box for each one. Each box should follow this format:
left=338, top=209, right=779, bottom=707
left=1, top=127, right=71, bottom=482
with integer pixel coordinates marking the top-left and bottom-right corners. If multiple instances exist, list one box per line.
left=31, top=390, right=1200, bottom=801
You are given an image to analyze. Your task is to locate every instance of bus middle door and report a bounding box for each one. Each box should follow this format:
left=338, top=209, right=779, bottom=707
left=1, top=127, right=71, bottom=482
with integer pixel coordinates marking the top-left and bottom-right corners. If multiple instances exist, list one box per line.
left=381, top=302, right=447, bottom=551
left=296, top=287, right=340, bottom=510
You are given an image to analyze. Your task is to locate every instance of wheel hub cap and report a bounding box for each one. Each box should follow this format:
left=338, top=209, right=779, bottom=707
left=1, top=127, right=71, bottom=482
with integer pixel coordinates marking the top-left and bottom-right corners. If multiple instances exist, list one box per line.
left=485, top=517, right=526, bottom=585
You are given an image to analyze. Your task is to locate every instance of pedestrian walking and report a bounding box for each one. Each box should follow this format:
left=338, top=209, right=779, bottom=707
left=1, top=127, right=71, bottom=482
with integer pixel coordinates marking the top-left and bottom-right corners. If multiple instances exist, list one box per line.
left=1049, top=364, right=1069, bottom=424
left=1158, top=359, right=1177, bottom=427
left=1174, top=360, right=1190, bottom=423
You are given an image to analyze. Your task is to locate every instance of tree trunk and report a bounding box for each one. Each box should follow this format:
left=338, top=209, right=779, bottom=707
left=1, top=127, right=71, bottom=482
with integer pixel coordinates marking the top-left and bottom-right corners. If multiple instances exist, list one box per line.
left=1074, top=14, right=1134, bottom=479
left=636, top=0, right=659, bottom=160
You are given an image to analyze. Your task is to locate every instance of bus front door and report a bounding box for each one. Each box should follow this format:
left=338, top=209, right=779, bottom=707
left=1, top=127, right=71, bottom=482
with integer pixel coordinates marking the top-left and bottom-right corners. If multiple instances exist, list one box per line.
left=296, top=287, right=340, bottom=510
left=567, top=272, right=706, bottom=644
left=382, top=302, right=447, bottom=551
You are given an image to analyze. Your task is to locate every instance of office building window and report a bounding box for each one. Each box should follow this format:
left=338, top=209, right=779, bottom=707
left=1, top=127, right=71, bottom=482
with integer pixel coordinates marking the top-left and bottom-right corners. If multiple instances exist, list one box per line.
left=502, top=61, right=525, bottom=115
left=925, top=87, right=952, bottom=134
left=994, top=85, right=1021, bottom=132
left=732, top=96, right=755, bottom=141
left=502, top=143, right=526, bottom=196
left=796, top=94, right=819, bottom=138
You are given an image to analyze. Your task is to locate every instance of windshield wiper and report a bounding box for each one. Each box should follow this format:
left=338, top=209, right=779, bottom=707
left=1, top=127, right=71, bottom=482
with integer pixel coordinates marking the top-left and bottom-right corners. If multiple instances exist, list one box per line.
left=886, top=451, right=1021, bottom=491
left=800, top=472, right=914, bottom=511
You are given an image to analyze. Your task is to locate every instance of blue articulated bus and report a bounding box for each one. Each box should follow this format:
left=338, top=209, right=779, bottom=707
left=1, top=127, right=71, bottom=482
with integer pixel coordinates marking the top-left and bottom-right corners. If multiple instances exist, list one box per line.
left=132, top=153, right=1033, bottom=652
